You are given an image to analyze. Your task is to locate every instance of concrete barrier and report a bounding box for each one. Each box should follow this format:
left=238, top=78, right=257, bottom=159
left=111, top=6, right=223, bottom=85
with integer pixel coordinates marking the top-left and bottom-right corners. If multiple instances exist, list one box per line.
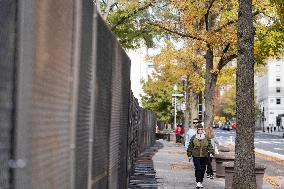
left=215, top=152, right=235, bottom=178
left=223, top=162, right=266, bottom=189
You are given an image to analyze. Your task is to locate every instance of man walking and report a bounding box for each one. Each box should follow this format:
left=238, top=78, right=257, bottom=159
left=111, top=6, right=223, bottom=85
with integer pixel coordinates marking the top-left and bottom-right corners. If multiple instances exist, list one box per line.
left=184, top=118, right=199, bottom=149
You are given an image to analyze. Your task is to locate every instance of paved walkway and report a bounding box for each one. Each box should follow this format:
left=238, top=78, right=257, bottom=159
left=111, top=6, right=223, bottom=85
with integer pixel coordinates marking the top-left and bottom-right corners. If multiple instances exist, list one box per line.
left=152, top=140, right=224, bottom=189
left=151, top=139, right=274, bottom=189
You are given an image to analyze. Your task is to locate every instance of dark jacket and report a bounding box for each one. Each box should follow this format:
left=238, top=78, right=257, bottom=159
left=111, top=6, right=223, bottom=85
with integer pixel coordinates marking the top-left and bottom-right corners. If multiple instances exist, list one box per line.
left=187, top=135, right=214, bottom=157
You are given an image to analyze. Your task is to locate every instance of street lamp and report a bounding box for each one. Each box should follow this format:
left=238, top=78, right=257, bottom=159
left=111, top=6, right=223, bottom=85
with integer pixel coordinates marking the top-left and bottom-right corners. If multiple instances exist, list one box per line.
left=173, top=84, right=177, bottom=129
left=172, top=84, right=183, bottom=129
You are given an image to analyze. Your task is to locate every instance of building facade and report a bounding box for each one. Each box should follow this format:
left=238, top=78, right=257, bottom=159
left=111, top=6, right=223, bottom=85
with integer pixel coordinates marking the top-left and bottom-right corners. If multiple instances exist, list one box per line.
left=255, top=58, right=284, bottom=130
left=128, top=47, right=155, bottom=105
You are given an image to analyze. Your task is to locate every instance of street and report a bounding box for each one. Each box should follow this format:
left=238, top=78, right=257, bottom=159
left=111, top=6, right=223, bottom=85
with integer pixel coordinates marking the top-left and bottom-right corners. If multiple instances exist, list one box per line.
left=215, top=129, right=284, bottom=157
left=215, top=129, right=284, bottom=188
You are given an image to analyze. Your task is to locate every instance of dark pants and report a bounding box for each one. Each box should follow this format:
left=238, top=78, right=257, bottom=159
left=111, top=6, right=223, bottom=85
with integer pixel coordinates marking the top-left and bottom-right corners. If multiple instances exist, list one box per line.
left=176, top=135, right=181, bottom=143
left=206, top=156, right=213, bottom=175
left=193, top=157, right=208, bottom=183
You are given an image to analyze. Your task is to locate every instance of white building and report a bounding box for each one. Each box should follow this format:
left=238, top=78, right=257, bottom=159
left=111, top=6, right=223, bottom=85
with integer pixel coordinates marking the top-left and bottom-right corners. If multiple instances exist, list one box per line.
left=127, top=47, right=155, bottom=105
left=255, top=58, right=284, bottom=130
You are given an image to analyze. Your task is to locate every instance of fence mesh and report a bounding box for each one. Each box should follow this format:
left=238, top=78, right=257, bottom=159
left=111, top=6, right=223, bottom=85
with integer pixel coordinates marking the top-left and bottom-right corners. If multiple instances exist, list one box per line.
left=1, top=2, right=156, bottom=189
left=28, top=1, right=75, bottom=188
left=92, top=14, right=113, bottom=189
left=0, top=1, right=17, bottom=188
left=74, top=1, right=94, bottom=189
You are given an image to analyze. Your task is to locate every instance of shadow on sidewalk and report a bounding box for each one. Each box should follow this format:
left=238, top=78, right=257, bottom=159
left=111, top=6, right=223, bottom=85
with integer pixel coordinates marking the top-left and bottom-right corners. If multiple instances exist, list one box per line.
left=129, top=141, right=164, bottom=189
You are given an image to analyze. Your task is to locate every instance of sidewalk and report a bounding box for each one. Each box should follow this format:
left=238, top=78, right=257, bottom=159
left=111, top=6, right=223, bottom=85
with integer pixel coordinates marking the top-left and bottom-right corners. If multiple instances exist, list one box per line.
left=150, top=139, right=273, bottom=189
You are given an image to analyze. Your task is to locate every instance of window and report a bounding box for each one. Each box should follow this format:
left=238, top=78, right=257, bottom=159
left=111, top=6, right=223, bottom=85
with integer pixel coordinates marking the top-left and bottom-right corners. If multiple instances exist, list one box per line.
left=276, top=76, right=281, bottom=82
left=276, top=98, right=281, bottom=104
left=276, top=87, right=281, bottom=93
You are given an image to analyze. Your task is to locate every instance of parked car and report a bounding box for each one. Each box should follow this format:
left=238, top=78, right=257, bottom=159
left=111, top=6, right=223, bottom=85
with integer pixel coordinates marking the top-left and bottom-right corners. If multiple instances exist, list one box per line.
left=213, top=123, right=219, bottom=128
left=222, top=123, right=232, bottom=130
left=219, top=123, right=225, bottom=130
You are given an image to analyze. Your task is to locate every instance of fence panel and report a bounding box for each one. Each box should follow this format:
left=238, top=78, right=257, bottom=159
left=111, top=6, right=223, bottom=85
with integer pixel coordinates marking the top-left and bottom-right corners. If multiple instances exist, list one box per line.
left=0, top=1, right=17, bottom=188
left=12, top=1, right=76, bottom=188
left=92, top=14, right=113, bottom=189
left=74, top=1, right=94, bottom=189
left=118, top=49, right=131, bottom=189
left=29, top=1, right=75, bottom=188
left=109, top=41, right=123, bottom=189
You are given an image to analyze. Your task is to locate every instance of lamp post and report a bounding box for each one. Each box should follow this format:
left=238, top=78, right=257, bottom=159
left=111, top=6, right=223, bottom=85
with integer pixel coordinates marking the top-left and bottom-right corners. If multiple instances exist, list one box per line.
left=181, top=76, right=189, bottom=132
left=173, top=84, right=177, bottom=129
left=172, top=85, right=184, bottom=130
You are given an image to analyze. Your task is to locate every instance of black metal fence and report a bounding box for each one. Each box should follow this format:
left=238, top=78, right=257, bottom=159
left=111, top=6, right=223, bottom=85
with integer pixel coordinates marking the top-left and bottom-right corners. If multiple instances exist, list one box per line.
left=0, top=1, right=156, bottom=189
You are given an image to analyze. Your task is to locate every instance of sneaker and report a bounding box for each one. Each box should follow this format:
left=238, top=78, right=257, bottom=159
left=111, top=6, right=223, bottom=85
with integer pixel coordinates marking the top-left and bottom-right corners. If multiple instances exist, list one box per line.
left=196, top=182, right=203, bottom=188
left=210, top=175, right=214, bottom=179
left=206, top=174, right=210, bottom=178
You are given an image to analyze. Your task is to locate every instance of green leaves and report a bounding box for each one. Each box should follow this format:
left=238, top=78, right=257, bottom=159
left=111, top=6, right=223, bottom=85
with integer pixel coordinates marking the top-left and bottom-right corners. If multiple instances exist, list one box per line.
left=255, top=22, right=284, bottom=64
left=141, top=77, right=174, bottom=122
left=97, top=0, right=161, bottom=49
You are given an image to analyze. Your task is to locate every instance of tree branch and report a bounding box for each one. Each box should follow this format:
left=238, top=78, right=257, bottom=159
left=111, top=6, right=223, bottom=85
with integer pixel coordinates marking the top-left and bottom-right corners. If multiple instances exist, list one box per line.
left=147, top=21, right=208, bottom=43
left=214, top=10, right=261, bottom=32
left=216, top=43, right=232, bottom=71
left=96, top=0, right=102, bottom=15
left=217, top=53, right=237, bottom=71
left=205, top=0, right=216, bottom=31
left=102, top=1, right=117, bottom=20
left=214, top=20, right=237, bottom=32
left=111, top=1, right=154, bottom=30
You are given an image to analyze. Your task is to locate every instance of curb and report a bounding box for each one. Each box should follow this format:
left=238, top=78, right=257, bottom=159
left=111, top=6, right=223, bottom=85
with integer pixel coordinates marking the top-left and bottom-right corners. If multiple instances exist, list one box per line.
left=255, top=148, right=284, bottom=161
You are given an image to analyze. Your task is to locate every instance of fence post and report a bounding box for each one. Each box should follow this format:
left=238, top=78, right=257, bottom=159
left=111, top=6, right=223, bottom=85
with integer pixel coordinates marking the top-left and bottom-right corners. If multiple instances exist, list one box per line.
left=13, top=0, right=34, bottom=188
left=70, top=0, right=83, bottom=188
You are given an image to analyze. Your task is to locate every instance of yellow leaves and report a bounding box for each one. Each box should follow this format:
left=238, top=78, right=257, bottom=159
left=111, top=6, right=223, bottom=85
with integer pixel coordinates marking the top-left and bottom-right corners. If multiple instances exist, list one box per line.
left=217, top=66, right=236, bottom=86
left=268, top=48, right=276, bottom=57
left=147, top=39, right=205, bottom=92
left=210, top=68, right=219, bottom=75
left=254, top=64, right=267, bottom=74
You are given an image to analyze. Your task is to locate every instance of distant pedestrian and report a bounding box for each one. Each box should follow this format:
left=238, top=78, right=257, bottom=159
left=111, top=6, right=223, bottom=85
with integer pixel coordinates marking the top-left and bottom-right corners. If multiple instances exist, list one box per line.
left=274, top=127, right=276, bottom=132
left=187, top=124, right=214, bottom=189
left=267, top=126, right=269, bottom=133
left=175, top=125, right=183, bottom=143
left=184, top=118, right=199, bottom=149
left=271, top=127, right=273, bottom=133
left=204, top=126, right=215, bottom=179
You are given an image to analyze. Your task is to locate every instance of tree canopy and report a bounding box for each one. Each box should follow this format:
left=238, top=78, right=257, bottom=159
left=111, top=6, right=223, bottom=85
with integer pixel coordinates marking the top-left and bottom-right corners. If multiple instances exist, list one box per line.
left=96, top=0, right=161, bottom=49
left=140, top=0, right=283, bottom=127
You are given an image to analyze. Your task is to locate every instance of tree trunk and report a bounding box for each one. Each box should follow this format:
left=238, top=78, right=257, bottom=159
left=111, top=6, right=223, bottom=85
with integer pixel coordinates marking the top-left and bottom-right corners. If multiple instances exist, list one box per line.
left=204, top=47, right=218, bottom=128
left=191, top=90, right=199, bottom=124
left=184, top=85, right=190, bottom=134
left=233, top=0, right=256, bottom=188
